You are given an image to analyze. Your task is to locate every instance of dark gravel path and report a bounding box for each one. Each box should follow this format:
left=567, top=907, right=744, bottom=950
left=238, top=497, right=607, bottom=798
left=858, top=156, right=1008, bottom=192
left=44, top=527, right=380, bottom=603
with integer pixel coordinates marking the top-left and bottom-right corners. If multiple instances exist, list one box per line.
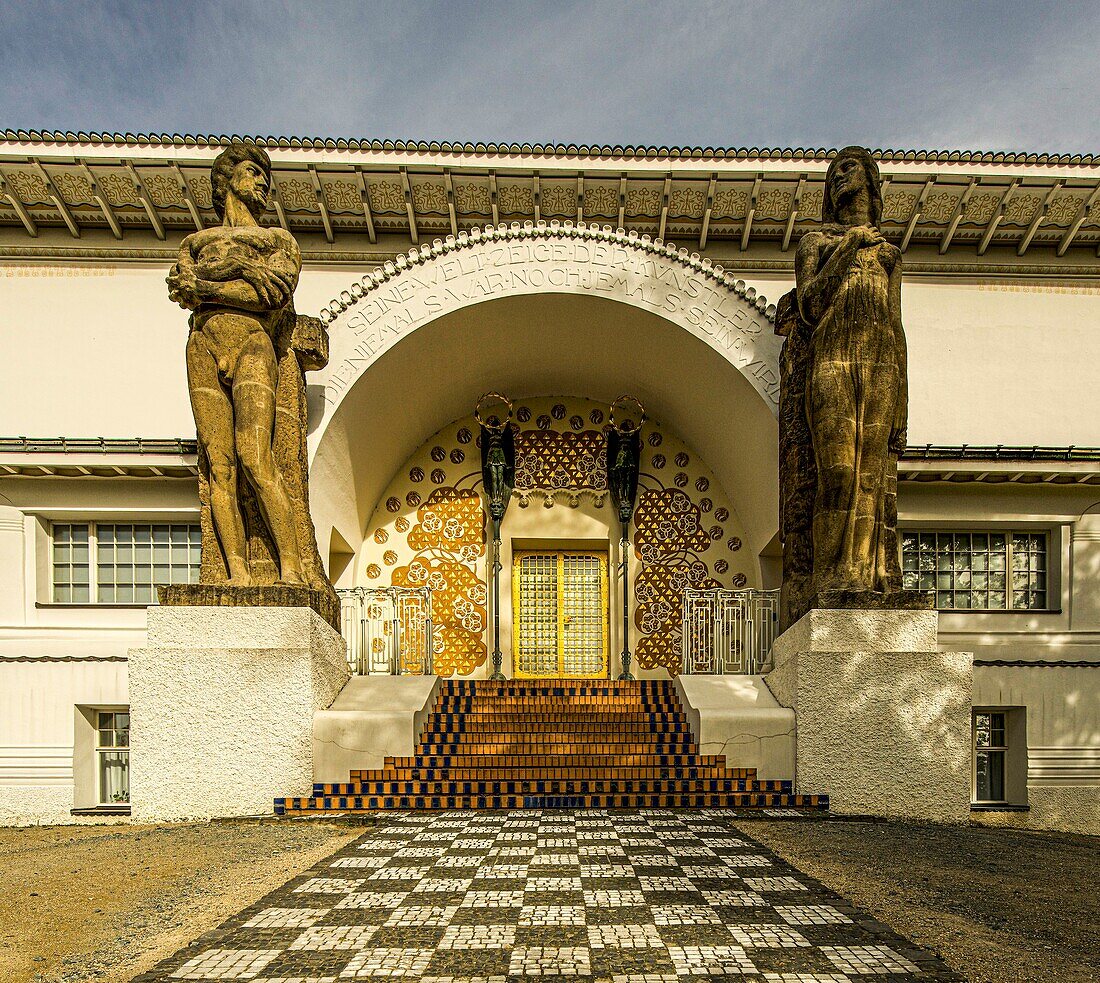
left=737, top=818, right=1099, bottom=983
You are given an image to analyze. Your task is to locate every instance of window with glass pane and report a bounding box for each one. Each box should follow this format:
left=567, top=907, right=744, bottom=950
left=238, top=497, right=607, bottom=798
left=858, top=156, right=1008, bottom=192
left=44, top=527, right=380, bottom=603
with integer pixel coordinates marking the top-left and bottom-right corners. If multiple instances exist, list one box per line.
left=52, top=522, right=200, bottom=604
left=901, top=531, right=1047, bottom=610
left=96, top=711, right=130, bottom=804
left=974, top=711, right=1006, bottom=803
left=52, top=523, right=91, bottom=603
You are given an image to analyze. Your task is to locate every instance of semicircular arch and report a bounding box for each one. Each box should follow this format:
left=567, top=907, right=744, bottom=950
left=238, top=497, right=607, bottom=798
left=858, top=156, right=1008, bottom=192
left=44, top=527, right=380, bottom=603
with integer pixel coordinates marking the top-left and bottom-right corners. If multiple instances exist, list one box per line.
left=310, top=221, right=783, bottom=451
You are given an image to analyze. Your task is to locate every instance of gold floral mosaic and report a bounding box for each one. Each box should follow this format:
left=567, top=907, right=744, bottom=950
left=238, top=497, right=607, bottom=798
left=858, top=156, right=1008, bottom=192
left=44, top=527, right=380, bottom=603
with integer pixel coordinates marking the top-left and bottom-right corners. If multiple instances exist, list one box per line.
left=359, top=397, right=750, bottom=676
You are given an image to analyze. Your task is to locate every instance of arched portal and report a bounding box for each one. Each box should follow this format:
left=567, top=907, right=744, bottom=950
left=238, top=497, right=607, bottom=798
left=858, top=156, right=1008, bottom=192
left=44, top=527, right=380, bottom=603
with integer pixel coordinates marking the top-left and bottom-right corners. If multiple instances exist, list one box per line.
left=307, top=224, right=785, bottom=676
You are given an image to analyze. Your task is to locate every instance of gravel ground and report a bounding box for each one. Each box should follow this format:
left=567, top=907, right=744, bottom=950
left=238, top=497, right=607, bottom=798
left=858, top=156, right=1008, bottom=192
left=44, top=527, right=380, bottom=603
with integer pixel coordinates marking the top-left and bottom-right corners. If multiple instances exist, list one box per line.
left=2, top=815, right=1094, bottom=983
left=0, top=819, right=362, bottom=983
left=735, top=818, right=1100, bottom=983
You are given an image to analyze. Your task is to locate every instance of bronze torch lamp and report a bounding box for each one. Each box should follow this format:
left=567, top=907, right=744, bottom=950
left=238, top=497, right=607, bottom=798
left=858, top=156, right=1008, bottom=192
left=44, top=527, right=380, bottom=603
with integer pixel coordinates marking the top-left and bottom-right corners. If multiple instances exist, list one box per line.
left=607, top=395, right=645, bottom=681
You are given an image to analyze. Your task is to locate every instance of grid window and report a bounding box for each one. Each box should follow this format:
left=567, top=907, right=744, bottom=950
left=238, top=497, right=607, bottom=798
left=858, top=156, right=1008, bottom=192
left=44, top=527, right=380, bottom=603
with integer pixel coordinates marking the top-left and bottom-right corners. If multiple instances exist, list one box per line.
left=96, top=710, right=130, bottom=804
left=901, top=531, right=1047, bottom=611
left=974, top=711, right=1007, bottom=803
left=52, top=523, right=90, bottom=603
left=52, top=522, right=200, bottom=604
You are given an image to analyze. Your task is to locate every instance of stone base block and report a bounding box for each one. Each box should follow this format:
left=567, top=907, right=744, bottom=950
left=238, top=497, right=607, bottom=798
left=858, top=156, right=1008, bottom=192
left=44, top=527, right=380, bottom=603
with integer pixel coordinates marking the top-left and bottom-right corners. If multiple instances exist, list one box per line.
left=771, top=607, right=940, bottom=662
left=766, top=608, right=972, bottom=823
left=314, top=675, right=441, bottom=783
left=129, top=606, right=349, bottom=821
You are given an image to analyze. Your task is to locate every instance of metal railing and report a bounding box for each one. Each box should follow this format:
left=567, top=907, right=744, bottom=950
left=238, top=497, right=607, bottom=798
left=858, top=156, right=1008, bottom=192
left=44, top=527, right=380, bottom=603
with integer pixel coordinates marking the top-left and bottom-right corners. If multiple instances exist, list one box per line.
left=337, top=586, right=434, bottom=675
left=681, top=588, right=780, bottom=675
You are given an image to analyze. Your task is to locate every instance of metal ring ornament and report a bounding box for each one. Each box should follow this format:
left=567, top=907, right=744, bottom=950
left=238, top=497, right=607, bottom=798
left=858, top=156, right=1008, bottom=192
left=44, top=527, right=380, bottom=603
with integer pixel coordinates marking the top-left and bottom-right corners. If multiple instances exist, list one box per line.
left=475, top=392, right=513, bottom=432
left=609, top=394, right=647, bottom=434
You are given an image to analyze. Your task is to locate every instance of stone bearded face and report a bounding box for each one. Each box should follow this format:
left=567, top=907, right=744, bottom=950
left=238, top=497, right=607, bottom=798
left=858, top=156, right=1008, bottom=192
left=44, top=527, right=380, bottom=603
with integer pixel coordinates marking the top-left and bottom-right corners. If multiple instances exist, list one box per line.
left=229, top=157, right=270, bottom=218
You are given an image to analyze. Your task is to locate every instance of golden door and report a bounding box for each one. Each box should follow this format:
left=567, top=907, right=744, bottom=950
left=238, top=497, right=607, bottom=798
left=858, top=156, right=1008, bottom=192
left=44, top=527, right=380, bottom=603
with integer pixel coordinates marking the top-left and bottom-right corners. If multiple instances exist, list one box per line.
left=512, top=550, right=609, bottom=678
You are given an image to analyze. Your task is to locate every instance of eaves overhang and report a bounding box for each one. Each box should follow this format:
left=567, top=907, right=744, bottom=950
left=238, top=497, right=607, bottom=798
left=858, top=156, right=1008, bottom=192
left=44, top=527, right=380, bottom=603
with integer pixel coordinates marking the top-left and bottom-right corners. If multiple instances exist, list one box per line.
left=2, top=134, right=1099, bottom=268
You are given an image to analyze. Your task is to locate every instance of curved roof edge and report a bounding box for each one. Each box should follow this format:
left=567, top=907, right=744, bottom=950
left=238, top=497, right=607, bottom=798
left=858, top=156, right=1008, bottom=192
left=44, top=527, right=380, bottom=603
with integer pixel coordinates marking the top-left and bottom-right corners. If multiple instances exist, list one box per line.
left=1, top=130, right=1096, bottom=166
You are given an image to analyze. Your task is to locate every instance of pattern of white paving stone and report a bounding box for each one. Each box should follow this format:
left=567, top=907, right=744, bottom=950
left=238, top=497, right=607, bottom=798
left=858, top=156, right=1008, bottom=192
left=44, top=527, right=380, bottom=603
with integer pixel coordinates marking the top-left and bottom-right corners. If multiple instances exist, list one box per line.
left=136, top=811, right=962, bottom=982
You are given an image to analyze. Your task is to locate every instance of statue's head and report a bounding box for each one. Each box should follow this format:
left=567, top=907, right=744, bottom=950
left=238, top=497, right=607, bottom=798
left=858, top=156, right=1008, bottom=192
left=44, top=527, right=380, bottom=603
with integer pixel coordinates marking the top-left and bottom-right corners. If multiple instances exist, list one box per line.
left=823, top=146, right=882, bottom=228
left=211, top=142, right=272, bottom=221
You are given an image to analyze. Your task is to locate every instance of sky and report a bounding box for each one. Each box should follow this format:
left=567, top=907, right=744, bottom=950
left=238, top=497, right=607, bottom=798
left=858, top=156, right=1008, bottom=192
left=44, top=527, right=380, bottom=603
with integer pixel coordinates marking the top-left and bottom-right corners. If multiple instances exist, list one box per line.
left=1, top=0, right=1097, bottom=154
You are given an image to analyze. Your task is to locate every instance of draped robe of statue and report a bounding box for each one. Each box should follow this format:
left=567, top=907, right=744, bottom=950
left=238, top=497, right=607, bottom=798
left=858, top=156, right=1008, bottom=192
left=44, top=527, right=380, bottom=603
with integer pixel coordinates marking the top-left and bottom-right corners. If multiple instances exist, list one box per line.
left=803, top=231, right=904, bottom=595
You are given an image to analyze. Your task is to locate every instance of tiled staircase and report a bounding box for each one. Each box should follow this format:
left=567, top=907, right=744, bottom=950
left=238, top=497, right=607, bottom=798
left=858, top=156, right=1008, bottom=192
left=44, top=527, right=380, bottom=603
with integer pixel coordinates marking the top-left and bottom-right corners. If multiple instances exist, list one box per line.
left=276, top=679, right=827, bottom=813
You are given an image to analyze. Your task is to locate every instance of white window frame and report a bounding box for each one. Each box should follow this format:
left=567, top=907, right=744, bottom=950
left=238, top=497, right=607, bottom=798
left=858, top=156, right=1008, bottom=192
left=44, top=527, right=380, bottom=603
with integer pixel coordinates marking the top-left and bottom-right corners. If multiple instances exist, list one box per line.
left=972, top=710, right=1008, bottom=805
left=900, top=528, right=1051, bottom=612
left=49, top=520, right=201, bottom=605
left=95, top=709, right=130, bottom=806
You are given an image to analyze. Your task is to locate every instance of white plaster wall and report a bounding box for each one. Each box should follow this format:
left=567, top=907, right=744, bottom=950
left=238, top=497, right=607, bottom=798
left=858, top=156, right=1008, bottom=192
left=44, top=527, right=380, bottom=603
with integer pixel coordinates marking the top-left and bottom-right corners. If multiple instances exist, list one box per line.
left=743, top=273, right=1100, bottom=446
left=973, top=665, right=1099, bottom=835
left=0, top=659, right=127, bottom=825
left=2, top=262, right=1099, bottom=444
left=128, top=607, right=348, bottom=821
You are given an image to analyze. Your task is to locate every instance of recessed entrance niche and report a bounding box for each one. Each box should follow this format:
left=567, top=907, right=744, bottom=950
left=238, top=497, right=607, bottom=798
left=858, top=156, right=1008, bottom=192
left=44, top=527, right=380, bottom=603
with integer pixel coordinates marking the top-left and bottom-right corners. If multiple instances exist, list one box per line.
left=355, top=396, right=755, bottom=677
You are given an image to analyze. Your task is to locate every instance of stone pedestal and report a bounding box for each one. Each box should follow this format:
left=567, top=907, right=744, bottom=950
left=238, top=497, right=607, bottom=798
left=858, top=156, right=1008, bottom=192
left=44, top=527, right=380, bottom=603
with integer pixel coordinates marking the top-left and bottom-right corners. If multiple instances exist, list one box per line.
left=765, top=609, right=972, bottom=823
left=129, top=606, right=349, bottom=821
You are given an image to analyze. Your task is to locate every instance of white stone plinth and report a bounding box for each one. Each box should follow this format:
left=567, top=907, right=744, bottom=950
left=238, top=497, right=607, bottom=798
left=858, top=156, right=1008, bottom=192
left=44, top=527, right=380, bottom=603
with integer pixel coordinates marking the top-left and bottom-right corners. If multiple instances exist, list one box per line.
left=129, top=606, right=349, bottom=821
left=313, top=675, right=441, bottom=783
left=765, top=608, right=972, bottom=823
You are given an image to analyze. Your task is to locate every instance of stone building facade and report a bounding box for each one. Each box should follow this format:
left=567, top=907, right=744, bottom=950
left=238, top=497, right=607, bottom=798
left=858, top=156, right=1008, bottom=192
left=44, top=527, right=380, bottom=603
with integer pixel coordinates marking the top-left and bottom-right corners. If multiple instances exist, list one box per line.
left=0, top=133, right=1097, bottom=832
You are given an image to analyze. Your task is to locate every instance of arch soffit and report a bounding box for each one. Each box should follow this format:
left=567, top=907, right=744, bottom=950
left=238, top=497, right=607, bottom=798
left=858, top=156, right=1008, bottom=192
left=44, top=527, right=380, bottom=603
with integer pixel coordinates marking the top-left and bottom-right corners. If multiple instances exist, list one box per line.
left=312, top=222, right=784, bottom=453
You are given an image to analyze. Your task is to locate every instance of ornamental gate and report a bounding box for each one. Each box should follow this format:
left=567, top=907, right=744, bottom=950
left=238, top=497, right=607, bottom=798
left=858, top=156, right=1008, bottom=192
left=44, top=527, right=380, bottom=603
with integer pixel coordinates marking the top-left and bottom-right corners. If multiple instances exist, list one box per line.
left=338, top=586, right=433, bottom=675
left=681, top=588, right=780, bottom=675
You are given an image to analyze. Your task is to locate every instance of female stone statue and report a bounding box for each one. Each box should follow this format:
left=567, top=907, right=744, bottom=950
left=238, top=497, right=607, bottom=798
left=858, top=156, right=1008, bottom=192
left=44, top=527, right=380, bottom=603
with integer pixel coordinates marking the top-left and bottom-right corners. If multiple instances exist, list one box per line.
left=795, top=147, right=907, bottom=597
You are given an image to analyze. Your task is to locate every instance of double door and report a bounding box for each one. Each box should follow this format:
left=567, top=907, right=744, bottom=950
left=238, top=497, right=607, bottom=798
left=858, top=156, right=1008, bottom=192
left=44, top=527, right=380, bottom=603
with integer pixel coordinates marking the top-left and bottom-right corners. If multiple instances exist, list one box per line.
left=512, top=550, right=609, bottom=678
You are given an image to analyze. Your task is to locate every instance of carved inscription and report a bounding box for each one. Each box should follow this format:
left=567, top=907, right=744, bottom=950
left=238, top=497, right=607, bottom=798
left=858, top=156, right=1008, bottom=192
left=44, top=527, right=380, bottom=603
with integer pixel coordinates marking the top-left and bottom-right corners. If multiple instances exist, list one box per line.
left=322, top=237, right=780, bottom=409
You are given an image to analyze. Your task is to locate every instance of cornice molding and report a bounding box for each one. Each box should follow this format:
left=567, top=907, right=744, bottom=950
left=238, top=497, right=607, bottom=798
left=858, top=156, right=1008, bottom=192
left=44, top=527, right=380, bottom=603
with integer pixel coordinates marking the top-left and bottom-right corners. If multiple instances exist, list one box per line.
left=2, top=245, right=1098, bottom=279
left=3, top=130, right=1097, bottom=166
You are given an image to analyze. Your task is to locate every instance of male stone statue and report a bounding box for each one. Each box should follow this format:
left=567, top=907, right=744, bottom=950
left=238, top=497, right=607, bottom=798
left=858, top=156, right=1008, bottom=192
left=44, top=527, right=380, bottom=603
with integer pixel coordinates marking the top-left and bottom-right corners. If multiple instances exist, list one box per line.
left=165, top=142, right=337, bottom=626
left=776, top=146, right=928, bottom=630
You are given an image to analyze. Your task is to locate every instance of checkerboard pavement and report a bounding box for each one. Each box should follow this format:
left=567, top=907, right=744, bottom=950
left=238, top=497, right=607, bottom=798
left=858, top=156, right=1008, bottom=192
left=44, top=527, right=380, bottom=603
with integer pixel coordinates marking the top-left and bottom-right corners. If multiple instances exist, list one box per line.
left=133, top=811, right=962, bottom=982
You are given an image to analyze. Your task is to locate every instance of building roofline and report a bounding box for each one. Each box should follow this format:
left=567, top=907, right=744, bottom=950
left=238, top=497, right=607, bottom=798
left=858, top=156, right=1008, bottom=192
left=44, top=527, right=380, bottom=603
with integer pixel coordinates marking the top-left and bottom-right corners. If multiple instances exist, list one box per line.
left=2, top=130, right=1097, bottom=167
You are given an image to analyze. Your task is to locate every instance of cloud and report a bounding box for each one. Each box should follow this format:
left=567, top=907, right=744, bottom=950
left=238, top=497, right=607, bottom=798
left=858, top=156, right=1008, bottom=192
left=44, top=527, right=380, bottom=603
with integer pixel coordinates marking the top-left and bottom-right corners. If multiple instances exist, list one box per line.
left=1, top=0, right=1097, bottom=152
